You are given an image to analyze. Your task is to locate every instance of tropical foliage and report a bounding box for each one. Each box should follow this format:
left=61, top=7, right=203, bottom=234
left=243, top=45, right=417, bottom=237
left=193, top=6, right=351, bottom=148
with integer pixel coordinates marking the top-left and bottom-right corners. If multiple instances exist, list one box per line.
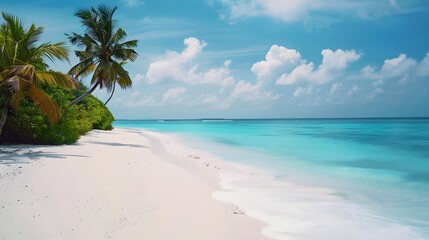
left=0, top=11, right=115, bottom=145
left=67, top=5, right=138, bottom=106
left=0, top=13, right=78, bottom=135
left=0, top=83, right=114, bottom=144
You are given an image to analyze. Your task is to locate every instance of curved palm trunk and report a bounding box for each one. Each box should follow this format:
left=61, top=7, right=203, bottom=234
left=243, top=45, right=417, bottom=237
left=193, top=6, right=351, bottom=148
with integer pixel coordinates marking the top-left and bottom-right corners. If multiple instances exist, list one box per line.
left=104, top=82, right=116, bottom=106
left=0, top=104, right=9, bottom=137
left=68, top=81, right=100, bottom=106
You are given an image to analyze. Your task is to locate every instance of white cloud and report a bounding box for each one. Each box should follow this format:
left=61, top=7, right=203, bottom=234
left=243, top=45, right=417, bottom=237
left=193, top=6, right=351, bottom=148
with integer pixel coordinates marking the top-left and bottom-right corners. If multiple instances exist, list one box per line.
left=362, top=53, right=429, bottom=85
left=200, top=79, right=279, bottom=109
left=196, top=77, right=279, bottom=110
left=146, top=51, right=185, bottom=84
left=220, top=76, right=235, bottom=93
left=230, top=80, right=278, bottom=102
left=146, top=37, right=207, bottom=84
left=133, top=73, right=145, bottom=84
left=143, top=38, right=283, bottom=110
left=146, top=37, right=234, bottom=87
left=202, top=61, right=234, bottom=85
left=380, top=54, right=417, bottom=83
left=182, top=37, right=207, bottom=61
left=251, top=45, right=302, bottom=80
left=293, top=85, right=314, bottom=98
left=230, top=81, right=260, bottom=99
left=276, top=48, right=360, bottom=85
left=329, top=82, right=342, bottom=95
left=120, top=0, right=143, bottom=7
left=217, top=0, right=419, bottom=23
left=162, top=87, right=187, bottom=102
left=417, top=53, right=429, bottom=77
left=277, top=62, right=314, bottom=85
left=361, top=65, right=377, bottom=79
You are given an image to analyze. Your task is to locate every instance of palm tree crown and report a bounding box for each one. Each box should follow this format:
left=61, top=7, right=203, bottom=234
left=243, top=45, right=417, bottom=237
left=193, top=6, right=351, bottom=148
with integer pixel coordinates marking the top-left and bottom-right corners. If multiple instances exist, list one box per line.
left=67, top=5, right=138, bottom=106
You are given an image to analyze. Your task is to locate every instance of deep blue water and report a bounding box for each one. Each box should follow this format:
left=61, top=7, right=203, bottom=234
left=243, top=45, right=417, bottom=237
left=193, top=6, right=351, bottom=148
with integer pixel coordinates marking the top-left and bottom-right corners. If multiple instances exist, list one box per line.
left=115, top=118, right=429, bottom=238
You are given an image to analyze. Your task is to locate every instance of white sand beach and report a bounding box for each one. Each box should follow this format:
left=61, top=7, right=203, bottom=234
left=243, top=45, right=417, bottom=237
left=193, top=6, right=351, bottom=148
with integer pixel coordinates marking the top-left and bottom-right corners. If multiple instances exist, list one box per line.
left=0, top=128, right=269, bottom=240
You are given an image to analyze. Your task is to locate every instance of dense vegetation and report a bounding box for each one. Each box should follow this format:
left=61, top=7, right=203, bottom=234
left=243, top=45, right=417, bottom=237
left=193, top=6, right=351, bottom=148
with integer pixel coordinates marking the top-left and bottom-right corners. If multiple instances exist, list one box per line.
left=0, top=5, right=136, bottom=145
left=0, top=83, right=114, bottom=145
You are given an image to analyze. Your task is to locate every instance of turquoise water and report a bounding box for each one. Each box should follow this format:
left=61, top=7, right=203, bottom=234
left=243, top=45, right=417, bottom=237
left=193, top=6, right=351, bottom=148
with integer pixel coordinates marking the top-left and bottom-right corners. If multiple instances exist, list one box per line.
left=115, top=118, right=429, bottom=239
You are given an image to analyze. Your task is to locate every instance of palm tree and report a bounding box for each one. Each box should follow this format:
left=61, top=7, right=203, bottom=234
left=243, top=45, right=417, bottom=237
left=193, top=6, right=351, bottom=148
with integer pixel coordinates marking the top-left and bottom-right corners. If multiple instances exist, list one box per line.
left=103, top=61, right=131, bottom=105
left=0, top=13, right=78, bottom=135
left=67, top=5, right=138, bottom=106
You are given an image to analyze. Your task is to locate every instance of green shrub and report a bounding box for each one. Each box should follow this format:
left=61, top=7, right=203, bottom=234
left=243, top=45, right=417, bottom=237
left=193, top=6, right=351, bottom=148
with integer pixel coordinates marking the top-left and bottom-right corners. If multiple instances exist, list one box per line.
left=0, top=83, right=115, bottom=145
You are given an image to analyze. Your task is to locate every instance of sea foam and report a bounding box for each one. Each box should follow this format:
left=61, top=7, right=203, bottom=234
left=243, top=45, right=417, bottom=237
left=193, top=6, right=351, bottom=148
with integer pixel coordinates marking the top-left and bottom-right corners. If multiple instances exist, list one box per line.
left=214, top=167, right=427, bottom=240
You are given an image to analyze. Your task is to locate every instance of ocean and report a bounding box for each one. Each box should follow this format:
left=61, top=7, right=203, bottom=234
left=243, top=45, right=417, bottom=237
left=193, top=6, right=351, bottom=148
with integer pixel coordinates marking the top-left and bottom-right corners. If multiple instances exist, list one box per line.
left=114, top=118, right=429, bottom=240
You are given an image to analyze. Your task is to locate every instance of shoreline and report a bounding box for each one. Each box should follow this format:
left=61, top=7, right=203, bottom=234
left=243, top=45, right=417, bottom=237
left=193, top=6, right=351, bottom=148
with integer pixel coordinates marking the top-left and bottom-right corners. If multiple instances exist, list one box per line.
left=0, top=128, right=269, bottom=240
left=135, top=128, right=428, bottom=240
left=1, top=127, right=427, bottom=240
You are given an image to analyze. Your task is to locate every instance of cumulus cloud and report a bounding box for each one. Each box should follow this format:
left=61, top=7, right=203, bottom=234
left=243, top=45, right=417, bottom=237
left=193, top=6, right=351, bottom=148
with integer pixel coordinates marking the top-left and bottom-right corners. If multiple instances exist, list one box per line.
left=146, top=37, right=234, bottom=87
left=251, top=45, right=302, bottom=80
left=181, top=38, right=207, bottom=61
left=217, top=0, right=419, bottom=23
left=363, top=53, right=429, bottom=85
left=379, top=54, right=418, bottom=83
left=146, top=37, right=206, bottom=84
left=162, top=87, right=187, bottom=103
left=202, top=61, right=235, bottom=86
left=144, top=38, right=283, bottom=110
left=275, top=48, right=360, bottom=85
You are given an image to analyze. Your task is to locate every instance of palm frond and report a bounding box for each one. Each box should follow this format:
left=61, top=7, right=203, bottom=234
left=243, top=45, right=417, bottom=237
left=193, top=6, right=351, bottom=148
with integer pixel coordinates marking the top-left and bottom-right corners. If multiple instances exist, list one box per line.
left=109, top=28, right=127, bottom=45
left=74, top=50, right=95, bottom=59
left=1, top=13, right=24, bottom=42
left=110, top=61, right=132, bottom=89
left=25, top=24, right=43, bottom=49
left=9, top=89, right=23, bottom=110
left=116, top=71, right=132, bottom=89
left=8, top=64, right=36, bottom=81
left=28, top=85, right=60, bottom=124
left=90, top=61, right=104, bottom=86
left=119, top=39, right=138, bottom=48
left=97, top=5, right=118, bottom=41
left=111, top=47, right=138, bottom=62
left=35, top=42, right=69, bottom=63
left=36, top=71, right=78, bottom=90
left=68, top=57, right=98, bottom=78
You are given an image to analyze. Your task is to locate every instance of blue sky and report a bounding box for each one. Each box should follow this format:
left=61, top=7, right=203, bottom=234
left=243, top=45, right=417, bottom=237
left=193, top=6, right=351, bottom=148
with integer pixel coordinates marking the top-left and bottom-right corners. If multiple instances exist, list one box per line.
left=1, top=0, right=429, bottom=119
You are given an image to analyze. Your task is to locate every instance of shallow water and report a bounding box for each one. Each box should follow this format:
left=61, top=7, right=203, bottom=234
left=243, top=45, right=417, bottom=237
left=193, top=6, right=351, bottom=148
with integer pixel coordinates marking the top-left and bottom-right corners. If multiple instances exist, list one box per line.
left=115, top=118, right=429, bottom=239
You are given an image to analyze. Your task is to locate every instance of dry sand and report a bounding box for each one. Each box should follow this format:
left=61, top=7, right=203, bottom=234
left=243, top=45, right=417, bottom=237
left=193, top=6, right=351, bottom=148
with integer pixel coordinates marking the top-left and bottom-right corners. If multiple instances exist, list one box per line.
left=0, top=128, right=269, bottom=240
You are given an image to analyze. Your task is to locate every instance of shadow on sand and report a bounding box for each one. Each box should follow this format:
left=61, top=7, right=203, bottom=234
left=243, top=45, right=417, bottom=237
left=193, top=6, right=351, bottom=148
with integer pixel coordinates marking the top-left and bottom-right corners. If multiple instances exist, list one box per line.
left=86, top=141, right=147, bottom=148
left=0, top=146, right=88, bottom=164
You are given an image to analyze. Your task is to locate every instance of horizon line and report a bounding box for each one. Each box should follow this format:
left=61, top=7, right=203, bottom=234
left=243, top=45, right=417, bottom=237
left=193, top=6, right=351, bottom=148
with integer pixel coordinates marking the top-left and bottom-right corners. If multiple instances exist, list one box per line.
left=115, top=116, right=429, bottom=121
